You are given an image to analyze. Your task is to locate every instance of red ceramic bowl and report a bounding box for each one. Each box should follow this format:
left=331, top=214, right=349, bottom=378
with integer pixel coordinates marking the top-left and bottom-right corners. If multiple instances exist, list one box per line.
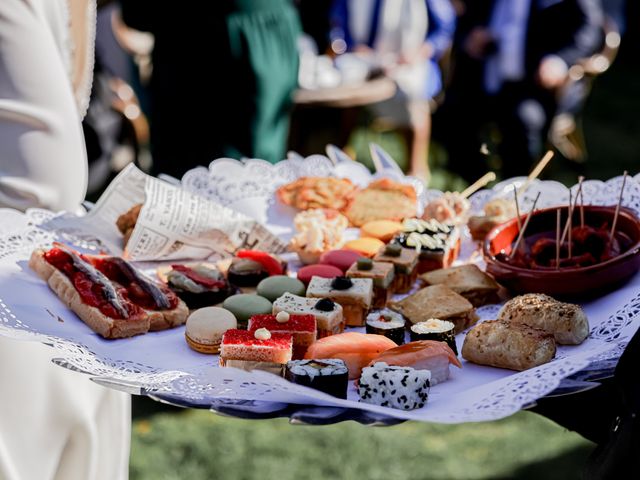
left=483, top=205, right=640, bottom=298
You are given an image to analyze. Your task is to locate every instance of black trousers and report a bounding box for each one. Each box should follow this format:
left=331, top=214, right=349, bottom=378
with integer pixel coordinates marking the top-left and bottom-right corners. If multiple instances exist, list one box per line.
left=433, top=81, right=556, bottom=183
left=531, top=327, right=640, bottom=478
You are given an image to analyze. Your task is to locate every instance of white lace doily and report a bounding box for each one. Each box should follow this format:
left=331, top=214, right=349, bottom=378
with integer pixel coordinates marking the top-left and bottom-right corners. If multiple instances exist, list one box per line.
left=0, top=169, right=639, bottom=423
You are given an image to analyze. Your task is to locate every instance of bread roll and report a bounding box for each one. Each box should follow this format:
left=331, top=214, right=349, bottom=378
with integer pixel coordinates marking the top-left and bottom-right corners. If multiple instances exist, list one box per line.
left=462, top=320, right=556, bottom=371
left=497, top=294, right=589, bottom=345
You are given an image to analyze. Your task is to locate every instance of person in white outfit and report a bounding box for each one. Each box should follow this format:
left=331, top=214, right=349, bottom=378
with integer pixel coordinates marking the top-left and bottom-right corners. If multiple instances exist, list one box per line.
left=0, top=1, right=131, bottom=479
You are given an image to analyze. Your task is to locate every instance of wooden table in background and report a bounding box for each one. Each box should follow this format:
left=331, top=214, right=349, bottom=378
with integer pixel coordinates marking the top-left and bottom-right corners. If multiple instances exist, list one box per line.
left=288, top=76, right=397, bottom=155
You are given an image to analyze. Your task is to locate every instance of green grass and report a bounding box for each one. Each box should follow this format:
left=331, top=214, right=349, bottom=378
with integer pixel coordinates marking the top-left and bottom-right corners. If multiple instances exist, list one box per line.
left=130, top=400, right=593, bottom=480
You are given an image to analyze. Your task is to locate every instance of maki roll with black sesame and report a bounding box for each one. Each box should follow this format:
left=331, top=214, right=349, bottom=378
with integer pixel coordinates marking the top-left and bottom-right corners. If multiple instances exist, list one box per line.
left=285, top=359, right=349, bottom=398
left=365, top=309, right=405, bottom=345
left=409, top=318, right=458, bottom=355
left=167, top=264, right=236, bottom=308
left=358, top=362, right=430, bottom=410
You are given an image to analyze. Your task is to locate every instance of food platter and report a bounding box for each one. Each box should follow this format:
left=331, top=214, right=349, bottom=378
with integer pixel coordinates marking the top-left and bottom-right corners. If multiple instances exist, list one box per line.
left=0, top=158, right=639, bottom=424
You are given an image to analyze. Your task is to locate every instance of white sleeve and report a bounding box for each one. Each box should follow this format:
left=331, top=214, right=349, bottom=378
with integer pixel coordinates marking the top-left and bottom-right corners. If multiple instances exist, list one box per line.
left=0, top=338, right=131, bottom=480
left=0, top=0, right=88, bottom=212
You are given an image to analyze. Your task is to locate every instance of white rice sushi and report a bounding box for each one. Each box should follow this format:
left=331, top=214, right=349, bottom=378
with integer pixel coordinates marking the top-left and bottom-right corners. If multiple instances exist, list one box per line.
left=358, top=362, right=431, bottom=410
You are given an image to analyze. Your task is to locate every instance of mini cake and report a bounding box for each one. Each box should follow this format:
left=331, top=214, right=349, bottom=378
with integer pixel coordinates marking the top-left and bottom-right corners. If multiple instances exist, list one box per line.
left=319, top=249, right=362, bottom=273
left=248, top=313, right=317, bottom=359
left=306, top=276, right=373, bottom=327
left=297, top=264, right=343, bottom=285
left=373, top=243, right=419, bottom=294
left=360, top=220, right=403, bottom=242
left=227, top=250, right=286, bottom=287
left=222, top=294, right=272, bottom=329
left=285, top=359, right=349, bottom=398
left=273, top=292, right=344, bottom=338
left=346, top=258, right=394, bottom=308
left=256, top=275, right=306, bottom=302
left=392, top=218, right=461, bottom=274
left=358, top=362, right=430, bottom=410
left=343, top=238, right=386, bottom=258
left=167, top=264, right=236, bottom=308
left=184, top=307, right=237, bottom=354
left=365, top=309, right=405, bottom=345
left=227, top=258, right=269, bottom=287
left=219, top=328, right=292, bottom=375
left=409, top=318, right=458, bottom=355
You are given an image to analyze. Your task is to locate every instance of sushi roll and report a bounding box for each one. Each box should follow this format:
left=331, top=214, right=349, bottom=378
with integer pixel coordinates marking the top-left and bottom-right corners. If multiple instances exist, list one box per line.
left=285, top=359, right=349, bottom=399
left=409, top=319, right=458, bottom=355
left=358, top=362, right=430, bottom=410
left=365, top=309, right=405, bottom=345
left=167, top=264, right=236, bottom=308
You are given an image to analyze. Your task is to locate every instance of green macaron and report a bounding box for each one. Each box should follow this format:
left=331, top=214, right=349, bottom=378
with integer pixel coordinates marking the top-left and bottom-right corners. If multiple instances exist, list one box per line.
left=222, top=294, right=272, bottom=328
left=256, top=275, right=306, bottom=302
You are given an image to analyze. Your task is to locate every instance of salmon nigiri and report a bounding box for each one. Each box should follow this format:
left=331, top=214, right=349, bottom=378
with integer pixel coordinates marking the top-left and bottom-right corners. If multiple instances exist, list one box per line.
left=304, top=332, right=397, bottom=379
left=368, top=340, right=462, bottom=385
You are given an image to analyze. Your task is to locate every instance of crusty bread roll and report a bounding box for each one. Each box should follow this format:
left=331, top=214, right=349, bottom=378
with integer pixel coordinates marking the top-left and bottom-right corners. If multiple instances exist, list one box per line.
left=29, top=250, right=150, bottom=338
left=497, top=294, right=589, bottom=345
left=462, top=320, right=556, bottom=371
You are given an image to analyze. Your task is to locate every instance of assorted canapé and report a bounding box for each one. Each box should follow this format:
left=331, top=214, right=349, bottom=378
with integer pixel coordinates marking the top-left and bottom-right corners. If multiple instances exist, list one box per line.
left=28, top=170, right=640, bottom=411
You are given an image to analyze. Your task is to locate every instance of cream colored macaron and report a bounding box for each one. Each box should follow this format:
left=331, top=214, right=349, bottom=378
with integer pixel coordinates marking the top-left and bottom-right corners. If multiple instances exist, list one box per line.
left=185, top=307, right=237, bottom=354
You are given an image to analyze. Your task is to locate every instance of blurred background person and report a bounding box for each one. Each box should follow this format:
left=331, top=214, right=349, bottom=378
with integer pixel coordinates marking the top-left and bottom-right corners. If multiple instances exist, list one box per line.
left=329, top=0, right=456, bottom=181
left=433, top=0, right=603, bottom=183
left=0, top=0, right=130, bottom=479
left=83, top=0, right=153, bottom=200
left=120, top=0, right=301, bottom=180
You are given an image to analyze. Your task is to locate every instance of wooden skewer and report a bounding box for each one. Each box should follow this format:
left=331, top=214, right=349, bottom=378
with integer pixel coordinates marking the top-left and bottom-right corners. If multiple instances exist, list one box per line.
left=508, top=192, right=541, bottom=260
left=461, top=172, right=496, bottom=199
left=556, top=208, right=561, bottom=270
left=517, top=150, right=554, bottom=195
left=610, top=171, right=628, bottom=241
left=577, top=176, right=585, bottom=228
left=559, top=188, right=578, bottom=246
left=568, top=191, right=573, bottom=259
left=513, top=185, right=522, bottom=231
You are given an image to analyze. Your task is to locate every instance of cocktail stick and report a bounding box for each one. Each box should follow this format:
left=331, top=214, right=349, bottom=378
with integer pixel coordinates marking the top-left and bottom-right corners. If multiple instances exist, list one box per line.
left=610, top=171, right=628, bottom=241
left=508, top=192, right=541, bottom=260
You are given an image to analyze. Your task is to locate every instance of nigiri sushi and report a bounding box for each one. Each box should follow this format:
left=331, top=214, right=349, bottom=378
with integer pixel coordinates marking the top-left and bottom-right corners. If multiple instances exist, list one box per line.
left=304, top=332, right=397, bottom=379
left=368, top=340, right=461, bottom=385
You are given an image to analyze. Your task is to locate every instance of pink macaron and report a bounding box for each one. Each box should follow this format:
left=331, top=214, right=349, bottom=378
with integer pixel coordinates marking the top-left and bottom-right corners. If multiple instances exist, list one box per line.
left=297, top=264, right=344, bottom=285
left=319, top=249, right=362, bottom=273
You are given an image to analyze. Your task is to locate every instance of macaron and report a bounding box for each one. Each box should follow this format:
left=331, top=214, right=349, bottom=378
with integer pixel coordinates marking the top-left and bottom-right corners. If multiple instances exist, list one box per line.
left=319, top=249, right=362, bottom=273
left=256, top=275, right=306, bottom=302
left=184, top=307, right=237, bottom=354
left=360, top=220, right=403, bottom=242
left=222, top=294, right=273, bottom=328
left=297, top=264, right=343, bottom=285
left=343, top=238, right=386, bottom=258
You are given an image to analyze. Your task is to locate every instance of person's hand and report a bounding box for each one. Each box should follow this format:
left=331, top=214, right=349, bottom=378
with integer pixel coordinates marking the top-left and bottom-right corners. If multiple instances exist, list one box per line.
left=399, top=42, right=434, bottom=65
left=353, top=44, right=375, bottom=58
left=537, top=55, right=569, bottom=89
left=463, top=27, right=495, bottom=60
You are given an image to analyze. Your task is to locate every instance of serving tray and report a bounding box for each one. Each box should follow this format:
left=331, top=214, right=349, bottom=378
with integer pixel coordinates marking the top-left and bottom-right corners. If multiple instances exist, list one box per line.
left=0, top=161, right=639, bottom=424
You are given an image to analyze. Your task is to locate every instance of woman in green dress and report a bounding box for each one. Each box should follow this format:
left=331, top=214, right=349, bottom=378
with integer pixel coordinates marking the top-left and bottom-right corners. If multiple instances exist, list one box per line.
left=121, top=0, right=301, bottom=178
